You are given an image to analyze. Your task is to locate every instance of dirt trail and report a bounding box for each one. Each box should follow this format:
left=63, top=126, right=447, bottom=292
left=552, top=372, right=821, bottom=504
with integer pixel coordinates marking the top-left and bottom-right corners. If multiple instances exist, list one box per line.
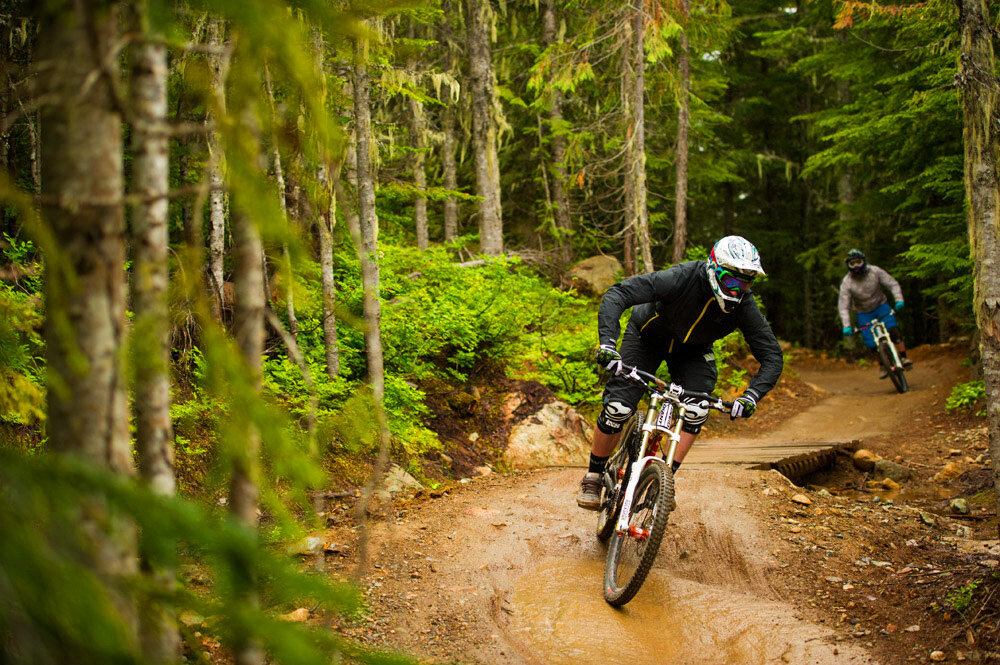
left=338, top=348, right=970, bottom=665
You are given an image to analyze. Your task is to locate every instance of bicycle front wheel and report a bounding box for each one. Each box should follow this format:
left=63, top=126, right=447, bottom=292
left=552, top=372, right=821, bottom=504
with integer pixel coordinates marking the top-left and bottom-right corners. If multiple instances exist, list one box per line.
left=596, top=416, right=639, bottom=541
left=603, top=462, right=674, bottom=607
left=878, top=340, right=909, bottom=394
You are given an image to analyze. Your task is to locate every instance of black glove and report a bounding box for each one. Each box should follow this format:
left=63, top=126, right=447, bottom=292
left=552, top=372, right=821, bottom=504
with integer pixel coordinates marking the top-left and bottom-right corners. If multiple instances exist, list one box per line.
left=595, top=344, right=622, bottom=374
left=730, top=388, right=761, bottom=420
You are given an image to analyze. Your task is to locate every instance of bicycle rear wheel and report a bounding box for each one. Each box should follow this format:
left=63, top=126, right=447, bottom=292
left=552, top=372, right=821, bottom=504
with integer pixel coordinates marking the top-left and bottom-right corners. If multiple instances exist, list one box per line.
left=603, top=462, right=674, bottom=607
left=596, top=416, right=639, bottom=542
left=878, top=340, right=908, bottom=393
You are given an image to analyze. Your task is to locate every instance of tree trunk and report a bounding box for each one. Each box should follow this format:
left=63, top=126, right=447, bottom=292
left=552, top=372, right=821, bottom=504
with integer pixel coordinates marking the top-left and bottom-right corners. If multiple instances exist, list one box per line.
left=442, top=103, right=459, bottom=241
left=207, top=18, right=228, bottom=322
left=542, top=0, right=573, bottom=264
left=129, top=9, right=180, bottom=660
left=671, top=15, right=691, bottom=266
left=466, top=0, right=503, bottom=255
left=959, top=0, right=1000, bottom=535
left=352, top=42, right=385, bottom=393
left=408, top=26, right=429, bottom=250
left=309, top=32, right=340, bottom=378
left=39, top=0, right=136, bottom=638
left=622, top=6, right=653, bottom=273
left=263, top=64, right=298, bottom=340
left=230, top=201, right=265, bottom=665
left=317, top=179, right=340, bottom=378
left=41, top=0, right=131, bottom=474
left=346, top=40, right=392, bottom=575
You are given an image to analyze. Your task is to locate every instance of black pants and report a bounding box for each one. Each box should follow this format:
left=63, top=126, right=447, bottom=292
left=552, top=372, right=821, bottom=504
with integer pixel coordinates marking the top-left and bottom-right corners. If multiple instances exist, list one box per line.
left=598, top=322, right=717, bottom=435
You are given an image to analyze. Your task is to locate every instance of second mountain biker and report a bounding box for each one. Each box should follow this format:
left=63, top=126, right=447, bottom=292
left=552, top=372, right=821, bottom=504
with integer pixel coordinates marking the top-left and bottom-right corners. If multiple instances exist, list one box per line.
left=838, top=248, right=914, bottom=378
left=577, top=236, right=785, bottom=510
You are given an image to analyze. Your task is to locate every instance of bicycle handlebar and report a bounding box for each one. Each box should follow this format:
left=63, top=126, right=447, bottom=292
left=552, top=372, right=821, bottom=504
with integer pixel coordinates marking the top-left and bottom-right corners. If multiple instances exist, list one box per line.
left=610, top=363, right=734, bottom=411
left=851, top=314, right=892, bottom=334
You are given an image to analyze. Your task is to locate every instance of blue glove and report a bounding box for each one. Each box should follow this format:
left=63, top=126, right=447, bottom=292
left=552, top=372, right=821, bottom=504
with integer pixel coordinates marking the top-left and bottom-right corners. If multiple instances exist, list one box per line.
left=894, top=301, right=904, bottom=312
left=730, top=389, right=760, bottom=420
left=842, top=326, right=853, bottom=336
left=595, top=344, right=622, bottom=374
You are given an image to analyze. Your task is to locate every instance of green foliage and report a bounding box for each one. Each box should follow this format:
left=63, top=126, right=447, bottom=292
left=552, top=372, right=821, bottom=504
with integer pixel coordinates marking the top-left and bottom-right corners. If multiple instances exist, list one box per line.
left=511, top=285, right=600, bottom=408
left=946, top=380, right=986, bottom=416
left=946, top=579, right=982, bottom=612
left=0, top=233, right=44, bottom=429
left=0, top=450, right=410, bottom=665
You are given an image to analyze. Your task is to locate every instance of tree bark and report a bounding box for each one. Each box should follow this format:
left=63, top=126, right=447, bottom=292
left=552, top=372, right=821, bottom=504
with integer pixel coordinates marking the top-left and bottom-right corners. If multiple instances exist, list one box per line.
left=317, top=178, right=340, bottom=378
left=310, top=32, right=340, bottom=378
left=230, top=201, right=265, bottom=665
left=959, top=0, right=1000, bottom=535
left=345, top=39, right=393, bottom=575
left=129, top=7, right=180, bottom=660
left=207, top=18, right=228, bottom=322
left=39, top=0, right=136, bottom=639
left=41, top=0, right=131, bottom=475
left=352, top=41, right=385, bottom=393
left=408, top=26, right=429, bottom=250
left=442, top=103, right=459, bottom=241
left=622, top=6, right=653, bottom=273
left=542, top=0, right=573, bottom=264
left=263, top=64, right=298, bottom=340
left=466, top=0, right=503, bottom=255
left=671, top=10, right=691, bottom=266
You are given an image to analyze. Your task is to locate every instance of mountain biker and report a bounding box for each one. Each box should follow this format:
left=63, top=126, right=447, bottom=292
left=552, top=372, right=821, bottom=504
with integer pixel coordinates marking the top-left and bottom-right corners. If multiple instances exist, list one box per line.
left=837, top=248, right=913, bottom=378
left=577, top=235, right=785, bottom=510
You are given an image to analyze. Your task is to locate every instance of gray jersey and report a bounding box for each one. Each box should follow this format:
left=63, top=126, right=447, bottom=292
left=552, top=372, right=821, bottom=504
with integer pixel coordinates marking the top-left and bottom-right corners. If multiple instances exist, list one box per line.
left=838, top=265, right=903, bottom=327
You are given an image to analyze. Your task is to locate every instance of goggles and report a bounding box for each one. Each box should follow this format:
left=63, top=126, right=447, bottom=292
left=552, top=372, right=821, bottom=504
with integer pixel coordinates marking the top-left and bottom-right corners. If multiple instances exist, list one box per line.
left=715, top=266, right=755, bottom=296
left=847, top=258, right=865, bottom=268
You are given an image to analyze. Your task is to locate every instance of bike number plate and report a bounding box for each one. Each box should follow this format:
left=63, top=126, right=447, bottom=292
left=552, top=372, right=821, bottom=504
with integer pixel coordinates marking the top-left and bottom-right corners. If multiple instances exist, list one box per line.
left=654, top=402, right=674, bottom=431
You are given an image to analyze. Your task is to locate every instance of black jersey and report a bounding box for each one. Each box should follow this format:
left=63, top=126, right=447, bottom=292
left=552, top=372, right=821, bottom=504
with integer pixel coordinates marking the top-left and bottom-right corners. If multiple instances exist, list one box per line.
left=596, top=260, right=784, bottom=397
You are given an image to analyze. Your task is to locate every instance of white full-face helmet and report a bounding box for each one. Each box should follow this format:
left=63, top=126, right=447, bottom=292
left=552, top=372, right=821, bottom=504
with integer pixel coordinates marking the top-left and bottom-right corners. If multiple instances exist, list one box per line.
left=706, top=235, right=766, bottom=312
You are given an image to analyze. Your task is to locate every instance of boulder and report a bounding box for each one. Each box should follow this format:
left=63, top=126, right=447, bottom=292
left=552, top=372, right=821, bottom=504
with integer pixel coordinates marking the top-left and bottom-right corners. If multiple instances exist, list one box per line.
left=384, top=465, right=422, bottom=493
left=932, top=462, right=963, bottom=484
left=565, top=255, right=623, bottom=297
left=873, top=459, right=913, bottom=483
left=505, top=401, right=593, bottom=468
left=852, top=449, right=880, bottom=472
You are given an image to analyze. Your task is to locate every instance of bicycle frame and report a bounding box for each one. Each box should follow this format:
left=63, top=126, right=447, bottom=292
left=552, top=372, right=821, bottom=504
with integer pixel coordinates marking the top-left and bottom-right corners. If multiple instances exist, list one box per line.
left=858, top=317, right=903, bottom=369
left=612, top=371, right=727, bottom=537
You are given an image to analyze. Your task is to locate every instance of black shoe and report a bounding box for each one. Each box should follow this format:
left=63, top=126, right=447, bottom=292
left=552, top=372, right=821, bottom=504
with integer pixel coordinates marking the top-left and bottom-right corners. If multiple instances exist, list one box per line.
left=576, top=472, right=602, bottom=511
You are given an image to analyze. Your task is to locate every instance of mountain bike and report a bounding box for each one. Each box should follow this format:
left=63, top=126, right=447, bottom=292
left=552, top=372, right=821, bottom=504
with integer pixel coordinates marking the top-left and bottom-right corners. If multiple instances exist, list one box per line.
left=854, top=315, right=908, bottom=394
left=594, top=364, right=733, bottom=606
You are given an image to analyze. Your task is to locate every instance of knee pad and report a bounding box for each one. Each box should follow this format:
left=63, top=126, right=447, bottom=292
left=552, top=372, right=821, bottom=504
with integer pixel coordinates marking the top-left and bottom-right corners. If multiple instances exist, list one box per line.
left=680, top=397, right=709, bottom=435
left=597, top=401, right=634, bottom=435
left=888, top=326, right=902, bottom=343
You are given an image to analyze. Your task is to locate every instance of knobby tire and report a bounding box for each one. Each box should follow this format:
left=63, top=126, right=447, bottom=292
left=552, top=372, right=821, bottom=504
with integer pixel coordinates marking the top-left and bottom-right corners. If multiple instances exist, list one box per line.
left=603, top=462, right=674, bottom=607
left=596, top=416, right=639, bottom=541
left=878, top=340, right=908, bottom=394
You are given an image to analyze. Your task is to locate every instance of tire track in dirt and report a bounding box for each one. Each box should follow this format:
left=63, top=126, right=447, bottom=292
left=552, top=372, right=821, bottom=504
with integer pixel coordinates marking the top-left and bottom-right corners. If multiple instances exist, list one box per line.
left=342, top=349, right=968, bottom=664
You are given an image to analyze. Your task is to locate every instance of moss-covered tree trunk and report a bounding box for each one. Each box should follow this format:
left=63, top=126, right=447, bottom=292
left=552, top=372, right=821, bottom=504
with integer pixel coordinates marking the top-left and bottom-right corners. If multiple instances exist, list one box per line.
left=442, top=103, right=459, bottom=241
left=959, top=0, right=1000, bottom=533
left=230, top=200, right=265, bottom=665
left=41, top=1, right=131, bottom=476
left=466, top=0, right=503, bottom=255
left=129, top=6, right=179, bottom=659
left=671, top=4, right=691, bottom=266
left=542, top=0, right=573, bottom=264
left=622, top=5, right=652, bottom=274
left=39, top=0, right=136, bottom=641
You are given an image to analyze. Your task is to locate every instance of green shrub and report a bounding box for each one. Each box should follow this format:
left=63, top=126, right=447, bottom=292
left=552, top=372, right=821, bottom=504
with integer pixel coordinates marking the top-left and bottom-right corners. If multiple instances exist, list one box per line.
left=946, top=380, right=986, bottom=416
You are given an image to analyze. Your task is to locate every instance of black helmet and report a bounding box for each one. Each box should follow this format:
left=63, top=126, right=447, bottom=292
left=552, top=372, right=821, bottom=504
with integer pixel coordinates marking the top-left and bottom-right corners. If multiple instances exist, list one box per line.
left=845, top=248, right=867, bottom=274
